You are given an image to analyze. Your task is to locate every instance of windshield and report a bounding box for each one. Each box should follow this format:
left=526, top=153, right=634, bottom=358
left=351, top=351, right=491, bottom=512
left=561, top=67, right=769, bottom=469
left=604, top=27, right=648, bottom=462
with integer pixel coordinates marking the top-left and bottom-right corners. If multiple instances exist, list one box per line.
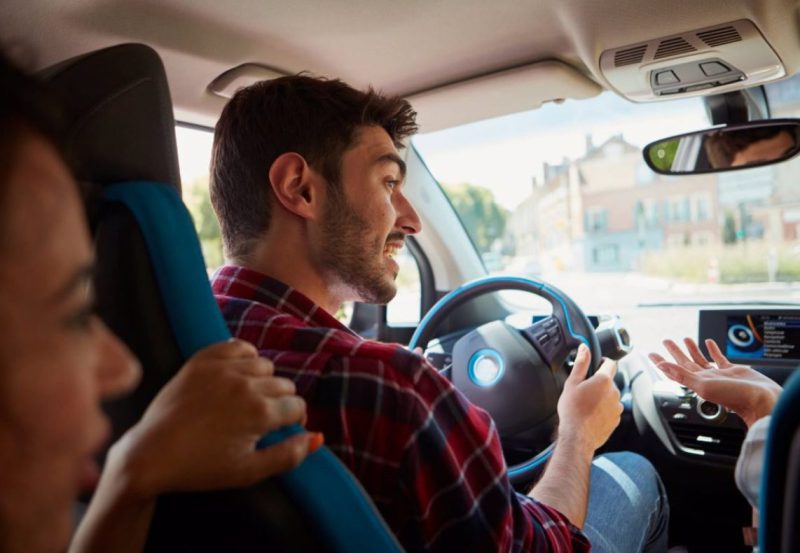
left=413, top=78, right=800, bottom=347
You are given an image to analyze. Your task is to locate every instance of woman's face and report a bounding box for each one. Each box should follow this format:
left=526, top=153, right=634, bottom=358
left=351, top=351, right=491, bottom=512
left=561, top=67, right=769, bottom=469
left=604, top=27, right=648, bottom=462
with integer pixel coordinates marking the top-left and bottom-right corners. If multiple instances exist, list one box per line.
left=0, top=129, right=140, bottom=552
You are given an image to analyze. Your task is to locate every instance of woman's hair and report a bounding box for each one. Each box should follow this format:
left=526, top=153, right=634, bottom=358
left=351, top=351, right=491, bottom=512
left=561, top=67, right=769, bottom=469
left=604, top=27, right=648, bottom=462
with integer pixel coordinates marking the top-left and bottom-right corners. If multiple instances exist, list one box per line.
left=0, top=50, right=64, bottom=184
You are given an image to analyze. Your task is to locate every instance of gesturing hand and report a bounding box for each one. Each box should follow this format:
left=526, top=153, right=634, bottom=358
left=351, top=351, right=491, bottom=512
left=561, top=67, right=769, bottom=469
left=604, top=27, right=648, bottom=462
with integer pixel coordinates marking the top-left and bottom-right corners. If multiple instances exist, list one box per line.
left=109, top=339, right=322, bottom=498
left=649, top=338, right=782, bottom=427
left=557, top=344, right=622, bottom=454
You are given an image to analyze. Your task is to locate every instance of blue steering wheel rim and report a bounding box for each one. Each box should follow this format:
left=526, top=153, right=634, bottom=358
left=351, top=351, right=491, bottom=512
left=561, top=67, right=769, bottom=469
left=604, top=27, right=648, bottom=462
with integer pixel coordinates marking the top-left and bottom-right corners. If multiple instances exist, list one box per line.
left=410, top=275, right=601, bottom=485
left=409, top=275, right=591, bottom=350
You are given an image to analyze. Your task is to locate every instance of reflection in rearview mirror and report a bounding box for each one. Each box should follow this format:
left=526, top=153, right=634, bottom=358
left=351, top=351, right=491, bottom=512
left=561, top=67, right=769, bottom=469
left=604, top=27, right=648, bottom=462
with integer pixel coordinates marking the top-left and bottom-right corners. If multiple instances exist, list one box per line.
left=644, top=120, right=800, bottom=175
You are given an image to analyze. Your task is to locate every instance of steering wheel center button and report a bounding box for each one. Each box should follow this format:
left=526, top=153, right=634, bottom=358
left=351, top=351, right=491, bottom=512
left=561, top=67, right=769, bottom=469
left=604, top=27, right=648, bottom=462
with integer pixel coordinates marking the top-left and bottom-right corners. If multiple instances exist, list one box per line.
left=475, top=357, right=500, bottom=380
left=468, top=349, right=505, bottom=387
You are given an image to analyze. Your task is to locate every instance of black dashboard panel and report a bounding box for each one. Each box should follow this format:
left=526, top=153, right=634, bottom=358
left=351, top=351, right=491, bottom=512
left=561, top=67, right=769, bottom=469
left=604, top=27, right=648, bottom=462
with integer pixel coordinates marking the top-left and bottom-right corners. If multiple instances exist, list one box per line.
left=698, top=309, right=800, bottom=369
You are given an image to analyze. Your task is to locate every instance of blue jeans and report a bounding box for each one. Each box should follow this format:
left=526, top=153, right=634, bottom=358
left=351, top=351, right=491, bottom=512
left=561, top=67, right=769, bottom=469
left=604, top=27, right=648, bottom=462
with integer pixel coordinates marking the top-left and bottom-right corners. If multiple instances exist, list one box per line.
left=583, top=452, right=670, bottom=553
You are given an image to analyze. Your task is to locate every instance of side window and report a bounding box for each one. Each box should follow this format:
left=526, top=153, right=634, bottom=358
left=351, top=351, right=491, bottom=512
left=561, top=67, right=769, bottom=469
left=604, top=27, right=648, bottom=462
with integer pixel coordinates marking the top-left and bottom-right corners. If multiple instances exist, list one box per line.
left=336, top=302, right=355, bottom=324
left=175, top=125, right=221, bottom=272
left=386, top=249, right=422, bottom=325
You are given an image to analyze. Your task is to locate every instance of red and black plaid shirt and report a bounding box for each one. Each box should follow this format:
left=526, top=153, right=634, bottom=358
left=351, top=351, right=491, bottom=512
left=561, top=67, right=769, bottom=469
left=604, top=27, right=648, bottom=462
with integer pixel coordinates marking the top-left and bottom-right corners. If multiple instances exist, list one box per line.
left=212, top=265, right=589, bottom=552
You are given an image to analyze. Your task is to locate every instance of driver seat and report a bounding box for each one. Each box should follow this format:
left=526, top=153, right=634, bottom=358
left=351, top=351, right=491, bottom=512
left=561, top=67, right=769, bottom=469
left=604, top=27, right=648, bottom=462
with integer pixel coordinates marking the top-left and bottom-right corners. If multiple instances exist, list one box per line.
left=41, top=43, right=402, bottom=552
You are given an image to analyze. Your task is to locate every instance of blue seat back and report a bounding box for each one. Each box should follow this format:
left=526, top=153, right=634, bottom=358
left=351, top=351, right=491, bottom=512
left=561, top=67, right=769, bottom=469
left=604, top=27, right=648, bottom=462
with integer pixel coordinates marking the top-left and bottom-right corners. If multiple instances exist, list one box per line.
left=760, top=369, right=800, bottom=552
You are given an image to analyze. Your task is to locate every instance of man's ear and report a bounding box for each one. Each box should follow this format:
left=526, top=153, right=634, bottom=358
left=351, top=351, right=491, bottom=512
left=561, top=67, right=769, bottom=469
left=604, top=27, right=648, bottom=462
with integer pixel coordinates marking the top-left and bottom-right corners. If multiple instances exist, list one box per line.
left=268, top=152, right=320, bottom=220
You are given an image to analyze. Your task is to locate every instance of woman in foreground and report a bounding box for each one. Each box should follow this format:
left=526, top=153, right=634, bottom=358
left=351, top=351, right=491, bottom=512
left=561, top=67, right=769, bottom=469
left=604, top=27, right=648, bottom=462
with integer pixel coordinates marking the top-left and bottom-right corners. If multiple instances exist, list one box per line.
left=0, top=52, right=321, bottom=553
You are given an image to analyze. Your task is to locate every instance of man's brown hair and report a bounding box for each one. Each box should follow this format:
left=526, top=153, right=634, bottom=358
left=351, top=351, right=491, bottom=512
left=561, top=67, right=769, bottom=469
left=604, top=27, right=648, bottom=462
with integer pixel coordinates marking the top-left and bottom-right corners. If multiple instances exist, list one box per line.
left=210, top=75, right=418, bottom=259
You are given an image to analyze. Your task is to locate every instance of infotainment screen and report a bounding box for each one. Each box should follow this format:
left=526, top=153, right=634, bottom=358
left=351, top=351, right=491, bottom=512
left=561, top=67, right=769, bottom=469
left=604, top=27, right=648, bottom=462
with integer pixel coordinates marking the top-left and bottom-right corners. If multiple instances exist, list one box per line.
left=725, top=314, right=800, bottom=361
left=699, top=309, right=800, bottom=368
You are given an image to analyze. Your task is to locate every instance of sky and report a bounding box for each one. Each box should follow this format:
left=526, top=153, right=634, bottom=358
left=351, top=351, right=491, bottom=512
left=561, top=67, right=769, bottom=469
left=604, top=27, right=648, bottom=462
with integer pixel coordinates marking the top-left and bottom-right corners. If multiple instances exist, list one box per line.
left=176, top=126, right=214, bottom=185
left=175, top=91, right=711, bottom=211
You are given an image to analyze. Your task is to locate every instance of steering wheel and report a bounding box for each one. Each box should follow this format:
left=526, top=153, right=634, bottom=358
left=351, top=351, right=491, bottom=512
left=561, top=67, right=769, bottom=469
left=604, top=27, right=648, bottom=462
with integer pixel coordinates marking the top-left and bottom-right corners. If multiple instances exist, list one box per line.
left=408, top=276, right=602, bottom=485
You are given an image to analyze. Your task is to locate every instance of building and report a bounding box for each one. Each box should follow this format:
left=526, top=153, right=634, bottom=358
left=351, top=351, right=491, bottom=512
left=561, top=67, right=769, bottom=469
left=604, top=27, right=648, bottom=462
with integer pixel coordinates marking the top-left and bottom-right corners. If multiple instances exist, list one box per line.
left=509, top=135, right=720, bottom=272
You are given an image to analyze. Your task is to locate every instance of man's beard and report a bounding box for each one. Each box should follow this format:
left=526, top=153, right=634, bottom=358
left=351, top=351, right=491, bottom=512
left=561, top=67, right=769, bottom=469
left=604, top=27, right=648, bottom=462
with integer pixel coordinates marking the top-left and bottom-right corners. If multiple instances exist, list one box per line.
left=319, top=191, right=400, bottom=305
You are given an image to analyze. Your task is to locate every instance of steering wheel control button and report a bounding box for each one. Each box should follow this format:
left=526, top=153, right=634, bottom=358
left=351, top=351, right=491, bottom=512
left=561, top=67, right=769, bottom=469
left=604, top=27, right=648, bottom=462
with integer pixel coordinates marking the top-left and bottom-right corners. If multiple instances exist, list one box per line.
left=468, top=349, right=505, bottom=387
left=697, top=399, right=725, bottom=421
left=425, top=352, right=452, bottom=370
left=523, top=319, right=568, bottom=368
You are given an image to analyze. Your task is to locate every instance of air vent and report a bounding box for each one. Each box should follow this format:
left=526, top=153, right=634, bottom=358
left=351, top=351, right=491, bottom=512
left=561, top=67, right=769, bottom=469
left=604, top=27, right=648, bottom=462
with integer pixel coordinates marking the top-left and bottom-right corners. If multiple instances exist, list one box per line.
left=669, top=421, right=745, bottom=458
left=697, top=26, right=742, bottom=47
left=614, top=45, right=647, bottom=67
left=654, top=37, right=696, bottom=59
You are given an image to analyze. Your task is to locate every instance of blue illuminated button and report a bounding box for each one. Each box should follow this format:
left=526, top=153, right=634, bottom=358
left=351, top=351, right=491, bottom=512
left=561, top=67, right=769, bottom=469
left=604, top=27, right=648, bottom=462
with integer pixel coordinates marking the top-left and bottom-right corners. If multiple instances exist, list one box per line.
left=468, top=349, right=505, bottom=387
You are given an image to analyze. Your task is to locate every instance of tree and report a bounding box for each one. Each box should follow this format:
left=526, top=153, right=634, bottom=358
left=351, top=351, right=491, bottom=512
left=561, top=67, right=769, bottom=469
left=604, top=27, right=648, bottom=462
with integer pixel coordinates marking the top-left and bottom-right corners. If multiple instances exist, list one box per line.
left=185, top=176, right=224, bottom=269
left=443, top=183, right=508, bottom=253
left=722, top=210, right=737, bottom=245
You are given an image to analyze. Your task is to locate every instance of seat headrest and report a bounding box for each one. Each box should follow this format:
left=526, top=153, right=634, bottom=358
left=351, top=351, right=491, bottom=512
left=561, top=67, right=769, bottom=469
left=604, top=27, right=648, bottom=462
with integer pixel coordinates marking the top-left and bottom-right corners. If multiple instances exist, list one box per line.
left=39, top=43, right=181, bottom=192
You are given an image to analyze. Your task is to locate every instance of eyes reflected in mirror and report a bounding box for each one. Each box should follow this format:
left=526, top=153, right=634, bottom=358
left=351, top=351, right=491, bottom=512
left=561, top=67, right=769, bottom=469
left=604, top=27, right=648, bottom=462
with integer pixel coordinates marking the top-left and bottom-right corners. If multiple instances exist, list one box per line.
left=643, top=120, right=800, bottom=175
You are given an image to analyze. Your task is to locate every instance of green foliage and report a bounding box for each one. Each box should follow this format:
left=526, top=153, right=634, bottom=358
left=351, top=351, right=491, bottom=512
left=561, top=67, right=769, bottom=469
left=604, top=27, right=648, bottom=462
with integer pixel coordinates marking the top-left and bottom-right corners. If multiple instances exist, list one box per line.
left=641, top=243, right=800, bottom=283
left=722, top=210, right=738, bottom=244
left=185, top=176, right=224, bottom=269
left=647, top=139, right=678, bottom=172
left=443, top=182, right=508, bottom=254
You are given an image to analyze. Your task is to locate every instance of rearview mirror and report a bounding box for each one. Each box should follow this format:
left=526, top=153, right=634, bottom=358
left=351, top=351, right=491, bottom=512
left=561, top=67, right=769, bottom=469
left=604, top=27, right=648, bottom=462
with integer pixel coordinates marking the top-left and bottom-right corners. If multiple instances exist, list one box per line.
left=643, top=120, right=800, bottom=175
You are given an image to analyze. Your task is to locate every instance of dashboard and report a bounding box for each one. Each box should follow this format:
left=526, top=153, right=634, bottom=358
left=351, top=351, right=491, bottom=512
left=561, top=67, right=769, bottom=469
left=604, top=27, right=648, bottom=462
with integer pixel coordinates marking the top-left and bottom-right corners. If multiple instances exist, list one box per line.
left=423, top=308, right=798, bottom=467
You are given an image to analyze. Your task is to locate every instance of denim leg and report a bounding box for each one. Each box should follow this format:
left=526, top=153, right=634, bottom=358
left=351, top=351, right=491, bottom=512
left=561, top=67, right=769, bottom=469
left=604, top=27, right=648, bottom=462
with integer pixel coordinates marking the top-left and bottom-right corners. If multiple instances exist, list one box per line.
left=581, top=452, right=670, bottom=553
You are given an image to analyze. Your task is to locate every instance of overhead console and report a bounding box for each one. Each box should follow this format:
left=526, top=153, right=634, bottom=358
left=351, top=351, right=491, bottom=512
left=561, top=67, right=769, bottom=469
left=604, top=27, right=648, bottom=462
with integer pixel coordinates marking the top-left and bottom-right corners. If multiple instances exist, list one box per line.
left=600, top=19, right=785, bottom=102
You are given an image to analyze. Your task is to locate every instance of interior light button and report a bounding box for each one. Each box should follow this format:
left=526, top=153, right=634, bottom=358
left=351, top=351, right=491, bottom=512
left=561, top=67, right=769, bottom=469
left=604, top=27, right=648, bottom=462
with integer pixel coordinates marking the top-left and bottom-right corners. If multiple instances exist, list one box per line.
left=655, top=70, right=680, bottom=85
left=700, top=61, right=730, bottom=76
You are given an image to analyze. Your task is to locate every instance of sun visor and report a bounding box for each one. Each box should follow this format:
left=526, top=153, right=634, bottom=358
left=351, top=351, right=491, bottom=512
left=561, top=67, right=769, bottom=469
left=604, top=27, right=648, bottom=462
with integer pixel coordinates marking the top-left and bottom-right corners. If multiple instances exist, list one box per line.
left=408, top=61, right=602, bottom=132
left=208, top=63, right=289, bottom=99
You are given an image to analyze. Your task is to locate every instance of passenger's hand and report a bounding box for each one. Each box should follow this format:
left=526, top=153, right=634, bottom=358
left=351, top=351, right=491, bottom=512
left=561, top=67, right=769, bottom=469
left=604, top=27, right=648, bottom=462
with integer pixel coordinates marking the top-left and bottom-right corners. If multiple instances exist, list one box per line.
left=556, top=344, right=622, bottom=454
left=107, top=340, right=321, bottom=499
left=649, top=338, right=782, bottom=427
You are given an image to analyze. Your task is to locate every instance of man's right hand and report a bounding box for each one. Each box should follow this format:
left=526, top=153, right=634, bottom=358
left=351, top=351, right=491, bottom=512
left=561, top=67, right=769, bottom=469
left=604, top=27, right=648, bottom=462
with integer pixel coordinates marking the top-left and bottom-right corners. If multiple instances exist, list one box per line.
left=529, top=344, right=621, bottom=528
left=556, top=344, right=622, bottom=454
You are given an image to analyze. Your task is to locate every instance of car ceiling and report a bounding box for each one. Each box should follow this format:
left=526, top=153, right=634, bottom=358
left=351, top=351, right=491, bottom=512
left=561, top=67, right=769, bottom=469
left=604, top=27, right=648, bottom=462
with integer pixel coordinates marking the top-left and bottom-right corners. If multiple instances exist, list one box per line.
left=2, top=0, right=800, bottom=129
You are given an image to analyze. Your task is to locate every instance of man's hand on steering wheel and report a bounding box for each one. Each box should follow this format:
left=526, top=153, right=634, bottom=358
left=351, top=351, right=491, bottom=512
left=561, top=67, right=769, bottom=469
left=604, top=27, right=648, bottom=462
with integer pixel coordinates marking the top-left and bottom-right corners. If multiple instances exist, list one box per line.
left=557, top=344, right=622, bottom=454
left=529, top=345, right=622, bottom=528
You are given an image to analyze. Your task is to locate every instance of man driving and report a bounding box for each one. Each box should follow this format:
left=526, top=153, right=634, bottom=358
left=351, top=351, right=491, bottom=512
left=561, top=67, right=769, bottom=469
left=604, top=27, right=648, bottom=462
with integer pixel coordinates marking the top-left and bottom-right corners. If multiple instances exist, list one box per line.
left=209, top=75, right=669, bottom=552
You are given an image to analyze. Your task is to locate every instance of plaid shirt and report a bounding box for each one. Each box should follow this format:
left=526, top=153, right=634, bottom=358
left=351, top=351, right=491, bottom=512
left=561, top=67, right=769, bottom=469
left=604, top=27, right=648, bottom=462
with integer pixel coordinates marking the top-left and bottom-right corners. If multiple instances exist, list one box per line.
left=212, top=265, right=589, bottom=552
